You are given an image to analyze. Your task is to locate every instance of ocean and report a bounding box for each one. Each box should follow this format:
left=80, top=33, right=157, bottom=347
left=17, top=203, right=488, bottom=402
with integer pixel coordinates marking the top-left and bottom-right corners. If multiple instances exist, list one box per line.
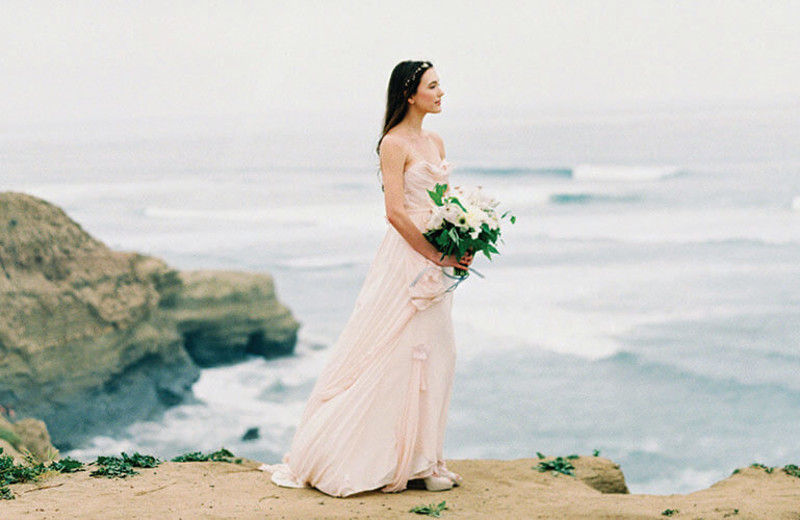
left=2, top=106, right=799, bottom=494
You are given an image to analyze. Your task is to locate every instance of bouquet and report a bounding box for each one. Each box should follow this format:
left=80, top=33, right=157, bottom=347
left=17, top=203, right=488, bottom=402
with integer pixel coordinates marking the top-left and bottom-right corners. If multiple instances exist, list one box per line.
left=423, top=183, right=515, bottom=278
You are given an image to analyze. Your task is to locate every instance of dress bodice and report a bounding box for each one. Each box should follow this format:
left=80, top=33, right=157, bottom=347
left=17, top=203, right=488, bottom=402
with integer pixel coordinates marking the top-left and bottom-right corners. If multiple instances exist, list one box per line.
left=403, top=160, right=451, bottom=228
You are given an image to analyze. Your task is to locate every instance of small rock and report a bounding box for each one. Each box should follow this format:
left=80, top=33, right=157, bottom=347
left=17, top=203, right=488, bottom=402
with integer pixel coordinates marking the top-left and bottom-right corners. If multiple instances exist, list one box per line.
left=241, top=427, right=260, bottom=441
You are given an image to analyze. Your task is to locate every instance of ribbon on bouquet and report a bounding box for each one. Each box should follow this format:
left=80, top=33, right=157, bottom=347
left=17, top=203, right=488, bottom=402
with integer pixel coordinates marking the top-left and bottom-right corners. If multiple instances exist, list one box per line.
left=409, top=265, right=485, bottom=294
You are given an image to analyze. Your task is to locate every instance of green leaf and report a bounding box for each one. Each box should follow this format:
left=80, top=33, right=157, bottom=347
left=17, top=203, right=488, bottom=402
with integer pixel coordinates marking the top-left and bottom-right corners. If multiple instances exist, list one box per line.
left=427, top=184, right=448, bottom=206
left=447, top=228, right=460, bottom=244
left=536, top=456, right=576, bottom=476
left=410, top=500, right=448, bottom=517
left=171, top=448, right=236, bottom=463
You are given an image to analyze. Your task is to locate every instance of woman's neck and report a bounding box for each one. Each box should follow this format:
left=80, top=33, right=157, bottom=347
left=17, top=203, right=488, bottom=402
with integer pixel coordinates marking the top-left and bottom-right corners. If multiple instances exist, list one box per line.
left=401, top=107, right=426, bottom=135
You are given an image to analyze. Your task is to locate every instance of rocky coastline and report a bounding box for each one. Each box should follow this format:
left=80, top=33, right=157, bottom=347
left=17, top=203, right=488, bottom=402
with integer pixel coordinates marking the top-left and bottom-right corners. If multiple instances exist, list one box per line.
left=0, top=192, right=299, bottom=450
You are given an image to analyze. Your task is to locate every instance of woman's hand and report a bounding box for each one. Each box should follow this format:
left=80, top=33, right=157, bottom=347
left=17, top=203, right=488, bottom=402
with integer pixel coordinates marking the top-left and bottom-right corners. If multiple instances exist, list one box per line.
left=433, top=251, right=474, bottom=270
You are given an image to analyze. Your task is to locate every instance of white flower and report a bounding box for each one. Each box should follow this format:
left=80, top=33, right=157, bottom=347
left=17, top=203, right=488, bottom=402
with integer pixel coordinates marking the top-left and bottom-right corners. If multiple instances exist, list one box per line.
left=466, top=186, right=499, bottom=209
left=442, top=204, right=462, bottom=226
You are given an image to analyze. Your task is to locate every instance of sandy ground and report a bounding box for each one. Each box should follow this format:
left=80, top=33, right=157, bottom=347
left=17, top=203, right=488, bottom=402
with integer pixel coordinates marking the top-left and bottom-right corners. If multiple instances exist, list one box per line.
left=2, top=457, right=799, bottom=519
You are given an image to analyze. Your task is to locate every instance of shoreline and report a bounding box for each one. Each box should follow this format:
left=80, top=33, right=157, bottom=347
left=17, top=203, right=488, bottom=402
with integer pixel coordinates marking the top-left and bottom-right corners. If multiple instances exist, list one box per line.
left=2, top=456, right=799, bottom=519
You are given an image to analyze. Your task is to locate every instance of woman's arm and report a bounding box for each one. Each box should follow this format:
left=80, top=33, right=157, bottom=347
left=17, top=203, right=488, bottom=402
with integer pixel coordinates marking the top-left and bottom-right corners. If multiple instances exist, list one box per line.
left=379, top=136, right=472, bottom=269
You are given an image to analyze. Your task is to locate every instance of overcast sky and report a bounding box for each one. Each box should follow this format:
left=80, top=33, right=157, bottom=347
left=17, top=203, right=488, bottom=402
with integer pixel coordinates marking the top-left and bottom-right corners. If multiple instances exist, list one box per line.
left=2, top=0, right=798, bottom=124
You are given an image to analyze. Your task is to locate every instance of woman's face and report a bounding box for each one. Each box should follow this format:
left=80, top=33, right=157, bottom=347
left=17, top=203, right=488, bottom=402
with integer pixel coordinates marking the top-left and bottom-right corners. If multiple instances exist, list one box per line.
left=409, top=68, right=444, bottom=113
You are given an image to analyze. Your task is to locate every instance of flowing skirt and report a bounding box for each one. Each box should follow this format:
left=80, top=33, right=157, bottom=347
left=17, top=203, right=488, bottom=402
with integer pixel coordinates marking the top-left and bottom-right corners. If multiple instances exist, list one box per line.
left=268, top=223, right=457, bottom=497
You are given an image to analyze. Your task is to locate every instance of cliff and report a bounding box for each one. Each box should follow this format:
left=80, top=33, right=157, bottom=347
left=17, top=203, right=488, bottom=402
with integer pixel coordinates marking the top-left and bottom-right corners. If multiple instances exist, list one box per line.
left=0, top=192, right=299, bottom=449
left=168, top=270, right=298, bottom=366
left=2, top=455, right=799, bottom=519
left=0, top=414, right=56, bottom=463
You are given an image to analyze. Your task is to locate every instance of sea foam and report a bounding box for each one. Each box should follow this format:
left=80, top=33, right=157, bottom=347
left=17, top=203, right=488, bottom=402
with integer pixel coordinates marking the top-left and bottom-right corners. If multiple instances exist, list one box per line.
left=572, top=164, right=681, bottom=181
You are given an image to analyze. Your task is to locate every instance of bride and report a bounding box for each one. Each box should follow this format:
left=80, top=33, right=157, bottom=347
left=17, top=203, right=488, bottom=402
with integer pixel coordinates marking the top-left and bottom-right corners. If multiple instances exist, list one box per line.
left=266, top=60, right=472, bottom=497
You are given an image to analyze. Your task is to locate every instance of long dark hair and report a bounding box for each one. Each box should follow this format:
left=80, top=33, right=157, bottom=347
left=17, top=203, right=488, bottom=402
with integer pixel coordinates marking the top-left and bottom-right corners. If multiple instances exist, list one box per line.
left=376, top=60, right=433, bottom=155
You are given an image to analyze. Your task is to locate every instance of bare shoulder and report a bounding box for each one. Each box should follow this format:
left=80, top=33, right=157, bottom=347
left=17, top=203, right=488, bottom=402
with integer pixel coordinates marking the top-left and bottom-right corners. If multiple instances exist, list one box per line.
left=379, top=133, right=410, bottom=172
left=424, top=130, right=446, bottom=158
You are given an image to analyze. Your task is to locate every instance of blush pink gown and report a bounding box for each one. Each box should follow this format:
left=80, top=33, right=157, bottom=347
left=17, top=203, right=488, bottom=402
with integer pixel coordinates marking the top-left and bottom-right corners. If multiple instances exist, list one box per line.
left=267, top=159, right=458, bottom=497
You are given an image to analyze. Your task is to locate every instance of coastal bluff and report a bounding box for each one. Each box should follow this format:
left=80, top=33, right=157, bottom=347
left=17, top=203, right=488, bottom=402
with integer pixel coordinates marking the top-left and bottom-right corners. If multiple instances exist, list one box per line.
left=0, top=192, right=299, bottom=449
left=3, top=456, right=799, bottom=519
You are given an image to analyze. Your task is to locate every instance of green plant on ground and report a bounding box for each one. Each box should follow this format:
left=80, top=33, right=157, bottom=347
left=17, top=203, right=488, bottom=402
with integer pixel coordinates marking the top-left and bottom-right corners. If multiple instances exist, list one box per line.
left=410, top=500, right=448, bottom=517
left=90, top=452, right=161, bottom=479
left=661, top=508, right=679, bottom=516
left=592, top=449, right=601, bottom=457
left=750, top=463, right=774, bottom=474
left=536, top=456, right=576, bottom=476
left=171, top=448, right=241, bottom=464
left=783, top=464, right=800, bottom=478
left=0, top=447, right=85, bottom=500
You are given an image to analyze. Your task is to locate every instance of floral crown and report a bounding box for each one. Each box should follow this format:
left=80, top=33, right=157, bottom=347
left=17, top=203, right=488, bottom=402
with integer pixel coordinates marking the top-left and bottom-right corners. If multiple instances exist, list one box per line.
left=404, top=62, right=431, bottom=92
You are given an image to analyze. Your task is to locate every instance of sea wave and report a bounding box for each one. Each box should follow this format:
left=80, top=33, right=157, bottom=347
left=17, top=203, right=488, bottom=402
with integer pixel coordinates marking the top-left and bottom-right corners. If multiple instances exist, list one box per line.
left=65, top=339, right=327, bottom=463
left=276, top=255, right=364, bottom=271
left=459, top=164, right=682, bottom=182
left=572, top=164, right=681, bottom=181
left=461, top=166, right=573, bottom=177
left=548, top=192, right=640, bottom=205
left=144, top=206, right=296, bottom=222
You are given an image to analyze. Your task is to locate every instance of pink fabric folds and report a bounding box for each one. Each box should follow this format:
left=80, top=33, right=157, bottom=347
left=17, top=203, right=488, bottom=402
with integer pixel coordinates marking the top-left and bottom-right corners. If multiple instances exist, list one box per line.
left=382, top=344, right=429, bottom=493
left=271, top=160, right=460, bottom=497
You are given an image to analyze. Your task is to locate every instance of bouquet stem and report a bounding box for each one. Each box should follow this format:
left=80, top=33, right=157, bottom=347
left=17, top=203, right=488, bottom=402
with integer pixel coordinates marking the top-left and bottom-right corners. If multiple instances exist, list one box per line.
left=453, top=267, right=469, bottom=278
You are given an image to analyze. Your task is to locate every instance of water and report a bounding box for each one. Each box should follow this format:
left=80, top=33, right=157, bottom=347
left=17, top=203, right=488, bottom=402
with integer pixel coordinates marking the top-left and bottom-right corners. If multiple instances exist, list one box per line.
left=2, top=106, right=799, bottom=494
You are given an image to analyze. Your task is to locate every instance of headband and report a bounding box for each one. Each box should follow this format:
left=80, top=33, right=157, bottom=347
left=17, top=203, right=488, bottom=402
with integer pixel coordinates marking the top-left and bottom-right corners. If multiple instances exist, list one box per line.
left=404, top=62, right=431, bottom=92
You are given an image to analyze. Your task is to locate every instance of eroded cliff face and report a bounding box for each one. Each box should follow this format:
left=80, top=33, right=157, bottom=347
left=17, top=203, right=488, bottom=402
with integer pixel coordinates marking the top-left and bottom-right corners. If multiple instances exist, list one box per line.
left=168, top=270, right=299, bottom=367
left=0, top=192, right=299, bottom=448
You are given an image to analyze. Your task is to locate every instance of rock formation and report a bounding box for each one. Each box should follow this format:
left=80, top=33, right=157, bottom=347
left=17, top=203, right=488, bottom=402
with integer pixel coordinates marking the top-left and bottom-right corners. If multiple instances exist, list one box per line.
left=169, top=270, right=298, bottom=367
left=0, top=414, right=57, bottom=462
left=0, top=192, right=299, bottom=449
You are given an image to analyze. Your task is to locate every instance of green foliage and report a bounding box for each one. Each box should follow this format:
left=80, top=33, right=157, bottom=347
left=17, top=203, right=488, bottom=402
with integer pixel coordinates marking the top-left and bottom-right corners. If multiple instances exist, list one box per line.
left=410, top=500, right=448, bottom=517
left=0, top=447, right=85, bottom=499
left=750, top=462, right=774, bottom=474
left=592, top=449, right=601, bottom=457
left=423, top=183, right=514, bottom=266
left=90, top=452, right=160, bottom=479
left=427, top=184, right=448, bottom=207
left=661, top=509, right=679, bottom=516
left=0, top=428, right=23, bottom=449
left=536, top=456, right=576, bottom=476
left=47, top=457, right=84, bottom=474
left=745, top=462, right=800, bottom=479
left=171, top=448, right=239, bottom=463
left=783, top=464, right=800, bottom=478
left=566, top=454, right=580, bottom=460
left=536, top=451, right=546, bottom=460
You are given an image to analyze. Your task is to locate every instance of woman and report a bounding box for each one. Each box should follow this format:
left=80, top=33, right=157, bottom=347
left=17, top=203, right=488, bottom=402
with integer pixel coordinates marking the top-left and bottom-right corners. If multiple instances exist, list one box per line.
left=266, top=60, right=472, bottom=497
